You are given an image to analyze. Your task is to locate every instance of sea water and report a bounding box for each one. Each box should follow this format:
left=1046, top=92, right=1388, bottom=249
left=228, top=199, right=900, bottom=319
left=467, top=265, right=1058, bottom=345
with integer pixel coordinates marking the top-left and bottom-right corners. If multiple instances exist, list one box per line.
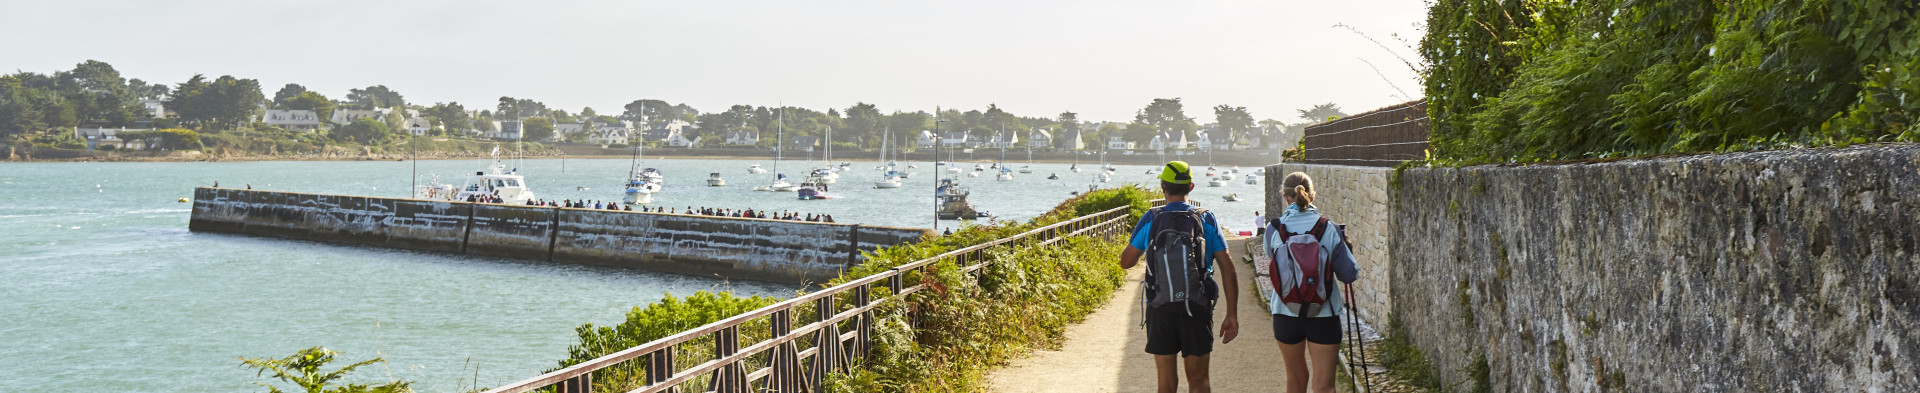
left=0, top=157, right=1268, bottom=392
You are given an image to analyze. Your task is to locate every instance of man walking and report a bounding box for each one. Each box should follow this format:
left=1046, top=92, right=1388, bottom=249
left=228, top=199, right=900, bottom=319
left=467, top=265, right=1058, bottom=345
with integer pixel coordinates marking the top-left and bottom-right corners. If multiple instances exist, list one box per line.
left=1120, top=161, right=1240, bottom=393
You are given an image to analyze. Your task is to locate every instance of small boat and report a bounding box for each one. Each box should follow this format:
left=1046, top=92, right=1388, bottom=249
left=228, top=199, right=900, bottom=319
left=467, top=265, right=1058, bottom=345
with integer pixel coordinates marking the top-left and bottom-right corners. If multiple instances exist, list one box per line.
left=798, top=187, right=832, bottom=200
left=1046, top=173, right=1059, bottom=180
left=995, top=167, right=1014, bottom=181
left=936, top=179, right=986, bottom=220
left=1218, top=172, right=1236, bottom=181
left=706, top=172, right=727, bottom=187
left=1018, top=165, right=1033, bottom=174
left=967, top=171, right=980, bottom=178
left=1245, top=177, right=1258, bottom=185
left=416, top=158, right=538, bottom=204
left=768, top=174, right=799, bottom=192
left=1223, top=194, right=1243, bottom=202
left=1097, top=172, right=1112, bottom=183
left=1070, top=164, right=1082, bottom=173
left=747, top=164, right=767, bottom=174
left=908, top=164, right=918, bottom=169
left=576, top=186, right=590, bottom=191
left=898, top=171, right=913, bottom=179
left=875, top=170, right=903, bottom=188
left=1207, top=178, right=1225, bottom=187
left=624, top=168, right=664, bottom=204
left=973, top=163, right=986, bottom=171
left=813, top=168, right=840, bottom=185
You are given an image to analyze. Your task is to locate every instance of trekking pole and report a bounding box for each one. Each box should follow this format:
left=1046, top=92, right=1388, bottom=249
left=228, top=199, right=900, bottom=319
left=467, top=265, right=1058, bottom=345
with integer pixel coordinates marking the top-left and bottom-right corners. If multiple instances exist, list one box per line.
left=1345, top=283, right=1373, bottom=393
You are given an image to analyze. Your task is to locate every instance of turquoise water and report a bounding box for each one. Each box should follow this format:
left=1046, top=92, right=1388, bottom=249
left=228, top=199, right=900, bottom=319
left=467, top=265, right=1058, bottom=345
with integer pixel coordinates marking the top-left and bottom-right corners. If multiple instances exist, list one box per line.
left=0, top=156, right=1267, bottom=392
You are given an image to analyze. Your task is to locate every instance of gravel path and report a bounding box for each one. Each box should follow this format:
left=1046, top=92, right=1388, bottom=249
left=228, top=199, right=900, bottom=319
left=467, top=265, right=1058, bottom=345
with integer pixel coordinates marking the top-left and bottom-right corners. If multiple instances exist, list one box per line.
left=986, top=237, right=1286, bottom=392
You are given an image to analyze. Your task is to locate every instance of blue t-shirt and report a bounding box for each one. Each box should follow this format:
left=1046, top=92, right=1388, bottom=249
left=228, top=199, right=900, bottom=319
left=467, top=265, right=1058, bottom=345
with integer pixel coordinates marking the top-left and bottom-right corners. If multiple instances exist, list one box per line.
left=1128, top=201, right=1228, bottom=270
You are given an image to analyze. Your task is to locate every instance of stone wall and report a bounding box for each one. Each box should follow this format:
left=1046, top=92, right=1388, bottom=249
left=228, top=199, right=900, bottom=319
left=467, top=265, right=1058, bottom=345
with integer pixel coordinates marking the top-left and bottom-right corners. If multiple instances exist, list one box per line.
left=1389, top=145, right=1919, bottom=392
left=189, top=188, right=930, bottom=283
left=1264, top=164, right=1394, bottom=324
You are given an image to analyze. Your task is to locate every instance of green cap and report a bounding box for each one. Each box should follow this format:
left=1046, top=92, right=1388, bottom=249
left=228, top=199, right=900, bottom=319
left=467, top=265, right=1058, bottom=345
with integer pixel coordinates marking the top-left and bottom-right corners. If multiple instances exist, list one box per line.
left=1159, top=161, right=1193, bottom=184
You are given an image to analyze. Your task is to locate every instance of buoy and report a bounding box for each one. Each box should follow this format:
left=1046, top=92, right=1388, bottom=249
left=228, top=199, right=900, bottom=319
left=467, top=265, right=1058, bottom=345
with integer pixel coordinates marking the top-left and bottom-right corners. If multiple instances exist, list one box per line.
left=177, top=198, right=189, bottom=203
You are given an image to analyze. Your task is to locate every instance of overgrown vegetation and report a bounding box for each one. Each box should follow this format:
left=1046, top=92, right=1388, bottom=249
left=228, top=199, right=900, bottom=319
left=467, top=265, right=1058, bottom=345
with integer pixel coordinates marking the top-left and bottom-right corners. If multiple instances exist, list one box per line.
left=239, top=346, right=413, bottom=393
left=1378, top=313, right=1447, bottom=392
left=545, top=186, right=1158, bottom=392
left=1423, top=0, right=1920, bottom=164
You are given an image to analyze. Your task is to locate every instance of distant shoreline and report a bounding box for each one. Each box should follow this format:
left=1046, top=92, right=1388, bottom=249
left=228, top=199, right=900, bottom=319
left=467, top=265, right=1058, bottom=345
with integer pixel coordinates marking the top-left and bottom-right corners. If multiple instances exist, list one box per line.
left=6, top=143, right=1288, bottom=167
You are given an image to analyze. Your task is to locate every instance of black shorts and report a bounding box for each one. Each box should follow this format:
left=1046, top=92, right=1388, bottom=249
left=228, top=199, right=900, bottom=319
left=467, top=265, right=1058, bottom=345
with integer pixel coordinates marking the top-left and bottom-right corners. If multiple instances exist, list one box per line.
left=1273, top=313, right=1342, bottom=345
left=1144, top=302, right=1214, bottom=357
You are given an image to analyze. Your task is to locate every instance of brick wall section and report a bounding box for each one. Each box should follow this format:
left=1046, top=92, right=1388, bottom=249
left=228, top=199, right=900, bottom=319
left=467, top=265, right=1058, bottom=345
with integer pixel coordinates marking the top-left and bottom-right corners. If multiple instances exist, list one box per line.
left=1263, top=164, right=1394, bottom=324
left=1390, top=145, right=1920, bottom=392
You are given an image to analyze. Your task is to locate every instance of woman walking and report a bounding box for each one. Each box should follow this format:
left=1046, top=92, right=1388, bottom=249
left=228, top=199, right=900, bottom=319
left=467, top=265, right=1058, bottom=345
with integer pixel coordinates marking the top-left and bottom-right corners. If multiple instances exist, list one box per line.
left=1264, top=172, right=1358, bottom=393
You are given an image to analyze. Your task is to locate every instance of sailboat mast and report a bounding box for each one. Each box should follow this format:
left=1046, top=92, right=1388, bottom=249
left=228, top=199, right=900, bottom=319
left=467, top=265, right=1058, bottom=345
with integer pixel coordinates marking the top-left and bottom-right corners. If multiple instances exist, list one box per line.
left=773, top=107, right=783, bottom=185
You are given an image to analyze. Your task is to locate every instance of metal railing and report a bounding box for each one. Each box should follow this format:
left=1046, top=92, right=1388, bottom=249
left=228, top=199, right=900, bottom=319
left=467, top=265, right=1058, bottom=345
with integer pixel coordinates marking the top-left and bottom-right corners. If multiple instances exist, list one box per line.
left=484, top=203, right=1139, bottom=393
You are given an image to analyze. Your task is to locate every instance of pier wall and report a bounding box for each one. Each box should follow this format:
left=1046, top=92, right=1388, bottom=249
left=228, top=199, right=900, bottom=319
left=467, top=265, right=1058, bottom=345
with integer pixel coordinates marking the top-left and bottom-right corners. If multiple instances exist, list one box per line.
left=189, top=188, right=930, bottom=283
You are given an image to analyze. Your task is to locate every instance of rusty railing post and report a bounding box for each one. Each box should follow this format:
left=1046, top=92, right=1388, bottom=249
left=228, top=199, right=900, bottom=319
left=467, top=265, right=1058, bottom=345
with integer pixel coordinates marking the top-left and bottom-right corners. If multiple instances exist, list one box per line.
left=810, top=295, right=847, bottom=388
left=768, top=309, right=805, bottom=393
left=712, top=326, right=748, bottom=393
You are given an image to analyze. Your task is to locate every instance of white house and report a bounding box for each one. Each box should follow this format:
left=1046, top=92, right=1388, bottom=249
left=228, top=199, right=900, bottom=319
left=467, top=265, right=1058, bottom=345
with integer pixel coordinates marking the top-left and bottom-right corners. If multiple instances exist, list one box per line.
left=1107, top=136, right=1134, bottom=150
left=260, top=109, right=322, bottom=132
left=490, top=120, right=522, bottom=139
left=330, top=108, right=392, bottom=126
left=74, top=127, right=155, bottom=150
left=724, top=131, right=759, bottom=146
left=667, top=133, right=699, bottom=147
left=940, top=132, right=971, bottom=148
left=404, top=117, right=432, bottom=136
left=589, top=128, right=630, bottom=145
left=916, top=130, right=938, bottom=148
left=1027, top=129, right=1053, bottom=149
left=140, top=99, right=167, bottom=119
left=641, top=127, right=680, bottom=144
left=1149, top=131, right=1187, bottom=151
left=988, top=131, right=1019, bottom=149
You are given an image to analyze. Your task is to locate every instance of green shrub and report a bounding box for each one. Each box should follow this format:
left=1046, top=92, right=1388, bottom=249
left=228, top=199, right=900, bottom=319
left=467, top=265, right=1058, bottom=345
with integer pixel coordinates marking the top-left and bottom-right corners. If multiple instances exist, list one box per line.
left=240, top=346, right=413, bottom=393
left=1423, top=0, right=1920, bottom=164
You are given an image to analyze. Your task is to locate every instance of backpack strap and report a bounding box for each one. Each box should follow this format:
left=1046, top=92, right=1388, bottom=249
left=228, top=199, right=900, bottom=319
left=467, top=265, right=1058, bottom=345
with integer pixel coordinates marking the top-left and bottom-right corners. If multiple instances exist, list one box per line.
left=1308, top=217, right=1330, bottom=239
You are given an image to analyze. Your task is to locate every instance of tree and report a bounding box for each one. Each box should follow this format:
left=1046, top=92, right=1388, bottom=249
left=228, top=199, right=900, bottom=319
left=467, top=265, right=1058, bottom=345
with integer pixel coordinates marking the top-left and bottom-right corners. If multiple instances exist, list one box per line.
left=56, top=60, right=139, bottom=126
left=345, top=85, right=404, bottom=109
left=1212, top=105, right=1255, bottom=144
left=280, top=91, right=334, bottom=122
left=1296, top=103, right=1346, bottom=123
left=1134, top=98, right=1198, bottom=138
left=522, top=117, right=554, bottom=141
left=332, top=118, right=391, bottom=144
left=843, top=102, right=883, bottom=147
left=167, top=74, right=263, bottom=130
left=272, top=84, right=308, bottom=105
left=128, top=78, right=168, bottom=100
left=622, top=99, right=676, bottom=127
left=1123, top=122, right=1158, bottom=146
left=1057, top=111, right=1080, bottom=146
left=240, top=346, right=412, bottom=393
left=424, top=102, right=470, bottom=133
left=580, top=107, right=597, bottom=119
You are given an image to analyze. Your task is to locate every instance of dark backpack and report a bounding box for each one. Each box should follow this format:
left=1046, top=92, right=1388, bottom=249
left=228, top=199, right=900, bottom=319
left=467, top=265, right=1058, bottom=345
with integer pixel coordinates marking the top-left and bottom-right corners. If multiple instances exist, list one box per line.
left=1272, top=217, right=1333, bottom=316
left=1144, top=207, right=1212, bottom=310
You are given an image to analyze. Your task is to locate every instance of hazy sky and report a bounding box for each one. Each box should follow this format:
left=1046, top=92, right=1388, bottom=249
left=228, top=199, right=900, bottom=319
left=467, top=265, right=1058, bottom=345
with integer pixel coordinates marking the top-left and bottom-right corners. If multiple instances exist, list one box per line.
left=3, top=0, right=1429, bottom=123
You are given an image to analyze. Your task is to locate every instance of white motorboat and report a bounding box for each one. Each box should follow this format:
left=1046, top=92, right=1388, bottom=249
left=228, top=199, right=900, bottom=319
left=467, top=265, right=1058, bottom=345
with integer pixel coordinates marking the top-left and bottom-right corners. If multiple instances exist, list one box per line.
left=1218, top=172, right=1236, bottom=181
left=995, top=167, right=1014, bottom=181
left=1097, top=172, right=1112, bottom=183
left=967, top=171, right=980, bottom=178
left=936, top=179, right=986, bottom=220
left=947, top=167, right=962, bottom=174
left=707, top=172, right=727, bottom=186
left=1018, top=165, right=1033, bottom=174
left=816, top=168, right=839, bottom=184
left=1207, top=178, right=1226, bottom=187
left=416, top=158, right=538, bottom=205
left=797, top=172, right=831, bottom=200
left=973, top=163, right=986, bottom=171
left=747, top=164, right=767, bottom=174
left=1223, top=193, right=1243, bottom=202
left=1245, top=177, right=1258, bottom=185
